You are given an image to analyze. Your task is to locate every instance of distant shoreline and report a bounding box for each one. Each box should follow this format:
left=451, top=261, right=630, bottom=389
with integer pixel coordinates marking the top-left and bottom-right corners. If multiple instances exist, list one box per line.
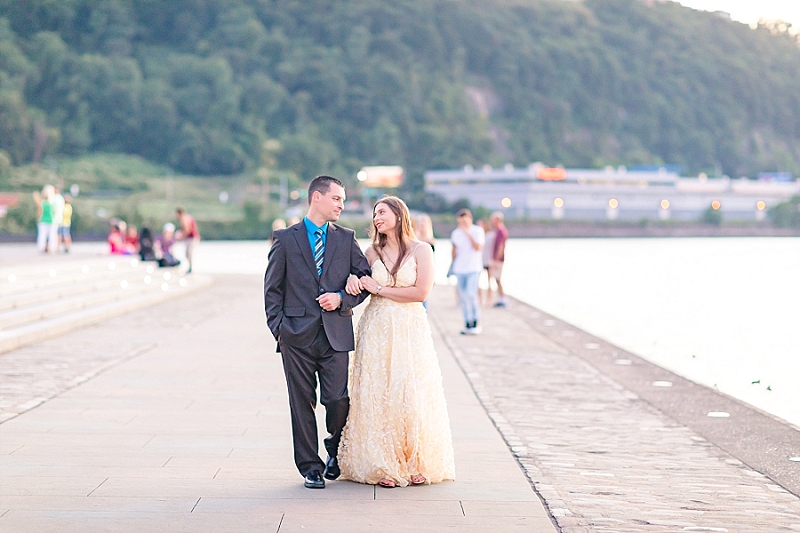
left=4, top=222, right=800, bottom=244
left=434, top=221, right=800, bottom=239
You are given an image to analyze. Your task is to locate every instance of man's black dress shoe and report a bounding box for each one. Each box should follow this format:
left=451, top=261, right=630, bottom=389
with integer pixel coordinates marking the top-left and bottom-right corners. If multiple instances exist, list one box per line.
left=323, top=456, right=340, bottom=480
left=304, top=470, right=325, bottom=489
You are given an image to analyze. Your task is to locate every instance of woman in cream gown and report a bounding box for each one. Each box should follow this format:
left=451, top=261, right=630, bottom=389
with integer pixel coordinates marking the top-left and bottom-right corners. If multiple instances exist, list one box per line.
left=339, top=196, right=455, bottom=488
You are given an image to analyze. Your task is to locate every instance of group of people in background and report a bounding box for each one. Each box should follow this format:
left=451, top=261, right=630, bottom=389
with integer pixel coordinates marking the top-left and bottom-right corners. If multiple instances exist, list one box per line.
left=33, top=185, right=73, bottom=254
left=108, top=208, right=199, bottom=273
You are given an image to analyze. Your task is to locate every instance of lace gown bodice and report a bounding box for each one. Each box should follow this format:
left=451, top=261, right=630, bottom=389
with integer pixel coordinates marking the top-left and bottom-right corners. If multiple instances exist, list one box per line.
left=372, top=256, right=416, bottom=287
left=338, top=256, right=456, bottom=486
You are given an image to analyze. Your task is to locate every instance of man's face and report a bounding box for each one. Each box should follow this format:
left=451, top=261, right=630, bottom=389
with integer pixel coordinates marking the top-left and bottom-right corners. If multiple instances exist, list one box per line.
left=457, top=214, right=472, bottom=228
left=315, top=184, right=346, bottom=222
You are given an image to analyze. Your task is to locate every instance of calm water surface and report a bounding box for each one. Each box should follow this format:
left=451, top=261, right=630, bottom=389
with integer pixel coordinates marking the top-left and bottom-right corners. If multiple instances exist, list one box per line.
left=498, top=237, right=800, bottom=428
left=193, top=237, right=800, bottom=428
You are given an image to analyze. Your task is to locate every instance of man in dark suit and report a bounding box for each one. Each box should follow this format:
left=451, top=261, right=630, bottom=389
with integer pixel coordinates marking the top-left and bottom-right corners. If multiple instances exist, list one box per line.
left=264, top=175, right=371, bottom=489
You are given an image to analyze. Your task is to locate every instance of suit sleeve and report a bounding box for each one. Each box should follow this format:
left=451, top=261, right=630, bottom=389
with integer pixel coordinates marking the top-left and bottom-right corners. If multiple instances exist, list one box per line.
left=264, top=231, right=286, bottom=341
left=341, top=231, right=372, bottom=311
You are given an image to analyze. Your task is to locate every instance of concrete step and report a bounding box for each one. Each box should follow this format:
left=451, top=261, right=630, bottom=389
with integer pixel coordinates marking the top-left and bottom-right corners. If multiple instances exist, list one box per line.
left=0, top=268, right=160, bottom=312
left=0, top=257, right=145, bottom=298
left=0, top=278, right=158, bottom=330
left=0, top=273, right=212, bottom=354
left=0, top=249, right=211, bottom=355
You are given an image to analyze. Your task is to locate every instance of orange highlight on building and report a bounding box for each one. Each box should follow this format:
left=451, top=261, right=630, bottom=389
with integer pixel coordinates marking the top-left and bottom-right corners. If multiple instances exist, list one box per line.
left=536, top=167, right=567, bottom=181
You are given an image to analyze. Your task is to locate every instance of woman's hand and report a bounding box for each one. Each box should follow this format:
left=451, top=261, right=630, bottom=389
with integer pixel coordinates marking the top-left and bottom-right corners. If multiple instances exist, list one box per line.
left=359, top=275, right=380, bottom=294
left=345, top=274, right=362, bottom=296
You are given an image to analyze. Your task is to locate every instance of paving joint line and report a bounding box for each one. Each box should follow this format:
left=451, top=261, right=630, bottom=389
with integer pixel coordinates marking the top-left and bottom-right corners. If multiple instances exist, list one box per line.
left=86, top=477, right=108, bottom=497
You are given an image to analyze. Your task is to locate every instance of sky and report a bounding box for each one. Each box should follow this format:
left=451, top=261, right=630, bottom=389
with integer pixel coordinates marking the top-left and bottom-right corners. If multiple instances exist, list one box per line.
left=677, top=1, right=800, bottom=30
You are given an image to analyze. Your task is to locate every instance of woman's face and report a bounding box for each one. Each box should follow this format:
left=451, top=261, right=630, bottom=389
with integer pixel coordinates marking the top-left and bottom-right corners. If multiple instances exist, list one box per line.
left=373, top=202, right=398, bottom=235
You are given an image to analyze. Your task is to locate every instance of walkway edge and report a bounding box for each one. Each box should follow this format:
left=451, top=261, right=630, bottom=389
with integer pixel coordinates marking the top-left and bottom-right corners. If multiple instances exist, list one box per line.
left=505, top=296, right=800, bottom=498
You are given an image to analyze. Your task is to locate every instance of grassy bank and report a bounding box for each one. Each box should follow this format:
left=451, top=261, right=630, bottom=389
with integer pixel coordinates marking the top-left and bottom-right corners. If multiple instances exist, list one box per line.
left=0, top=154, right=289, bottom=239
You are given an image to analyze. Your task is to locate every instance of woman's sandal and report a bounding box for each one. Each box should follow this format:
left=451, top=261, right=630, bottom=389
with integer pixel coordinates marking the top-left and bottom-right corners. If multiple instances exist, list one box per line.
left=378, top=478, right=397, bottom=488
left=410, top=474, right=426, bottom=485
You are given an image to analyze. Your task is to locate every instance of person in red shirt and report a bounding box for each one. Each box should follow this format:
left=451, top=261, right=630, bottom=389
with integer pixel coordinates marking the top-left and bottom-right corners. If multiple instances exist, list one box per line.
left=490, top=211, right=509, bottom=308
left=175, top=208, right=200, bottom=273
left=125, top=225, right=140, bottom=254
left=108, top=220, right=136, bottom=255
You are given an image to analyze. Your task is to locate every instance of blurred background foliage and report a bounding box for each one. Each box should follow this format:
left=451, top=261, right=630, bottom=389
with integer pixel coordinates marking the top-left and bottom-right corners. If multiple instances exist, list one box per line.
left=0, top=0, right=798, bottom=189
left=2, top=0, right=800, bottom=237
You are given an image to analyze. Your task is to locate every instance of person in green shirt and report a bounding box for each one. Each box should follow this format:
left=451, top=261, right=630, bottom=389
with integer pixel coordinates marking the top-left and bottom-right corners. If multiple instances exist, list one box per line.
left=33, top=185, right=56, bottom=253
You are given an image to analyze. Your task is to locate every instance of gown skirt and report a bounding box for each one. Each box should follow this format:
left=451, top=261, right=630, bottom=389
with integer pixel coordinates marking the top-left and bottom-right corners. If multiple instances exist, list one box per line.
left=339, top=259, right=456, bottom=487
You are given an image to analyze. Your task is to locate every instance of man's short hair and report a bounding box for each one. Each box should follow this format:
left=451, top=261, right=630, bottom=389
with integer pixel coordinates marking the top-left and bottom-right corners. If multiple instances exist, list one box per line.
left=491, top=211, right=504, bottom=221
left=308, top=175, right=344, bottom=204
left=456, top=208, right=472, bottom=218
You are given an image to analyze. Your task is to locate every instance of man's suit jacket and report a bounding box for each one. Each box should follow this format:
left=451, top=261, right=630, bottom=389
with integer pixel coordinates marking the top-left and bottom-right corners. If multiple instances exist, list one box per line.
left=264, top=221, right=371, bottom=353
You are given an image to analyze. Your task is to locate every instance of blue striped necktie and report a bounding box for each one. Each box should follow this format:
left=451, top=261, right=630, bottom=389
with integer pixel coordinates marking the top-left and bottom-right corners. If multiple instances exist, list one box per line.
left=313, top=228, right=324, bottom=276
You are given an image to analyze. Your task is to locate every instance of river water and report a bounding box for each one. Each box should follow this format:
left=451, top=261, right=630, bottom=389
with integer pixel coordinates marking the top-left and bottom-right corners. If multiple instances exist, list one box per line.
left=192, top=237, right=800, bottom=428
left=495, top=237, right=800, bottom=429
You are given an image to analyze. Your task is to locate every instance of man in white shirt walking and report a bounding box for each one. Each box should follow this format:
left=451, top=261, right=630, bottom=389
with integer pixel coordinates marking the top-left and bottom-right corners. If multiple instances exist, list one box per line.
left=450, top=208, right=485, bottom=334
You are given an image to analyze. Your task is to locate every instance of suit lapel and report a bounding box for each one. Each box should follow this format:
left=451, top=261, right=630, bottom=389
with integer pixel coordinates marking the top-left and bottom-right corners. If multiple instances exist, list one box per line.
left=291, top=224, right=320, bottom=278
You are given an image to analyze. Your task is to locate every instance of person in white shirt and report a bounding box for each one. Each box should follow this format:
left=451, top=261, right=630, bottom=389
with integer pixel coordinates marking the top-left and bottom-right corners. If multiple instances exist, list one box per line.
left=450, top=208, right=484, bottom=334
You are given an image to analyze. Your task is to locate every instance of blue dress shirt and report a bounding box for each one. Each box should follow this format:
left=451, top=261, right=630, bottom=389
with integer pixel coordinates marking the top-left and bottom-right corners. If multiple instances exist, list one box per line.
left=302, top=218, right=341, bottom=301
left=303, top=217, right=328, bottom=255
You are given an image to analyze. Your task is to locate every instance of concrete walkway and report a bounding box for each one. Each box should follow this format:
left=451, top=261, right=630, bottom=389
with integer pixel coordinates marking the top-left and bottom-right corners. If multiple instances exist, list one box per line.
left=3, top=243, right=800, bottom=532
left=0, top=273, right=555, bottom=532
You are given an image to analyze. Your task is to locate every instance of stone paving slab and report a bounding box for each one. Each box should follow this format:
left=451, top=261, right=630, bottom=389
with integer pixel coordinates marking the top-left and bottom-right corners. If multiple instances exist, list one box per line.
left=0, top=273, right=225, bottom=422
left=427, top=287, right=800, bottom=532
left=0, top=275, right=554, bottom=532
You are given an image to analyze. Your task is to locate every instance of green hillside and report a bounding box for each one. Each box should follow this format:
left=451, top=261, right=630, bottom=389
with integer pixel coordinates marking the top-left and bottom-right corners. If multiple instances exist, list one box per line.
left=1, top=0, right=799, bottom=194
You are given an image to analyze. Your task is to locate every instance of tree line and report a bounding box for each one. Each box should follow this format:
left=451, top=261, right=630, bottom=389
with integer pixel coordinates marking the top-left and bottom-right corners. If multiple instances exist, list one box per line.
left=1, top=0, right=799, bottom=195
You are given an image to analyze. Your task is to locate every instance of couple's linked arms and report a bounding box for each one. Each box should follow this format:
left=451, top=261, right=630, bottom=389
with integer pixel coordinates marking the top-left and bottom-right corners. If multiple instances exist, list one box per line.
left=345, top=243, right=435, bottom=304
left=315, top=234, right=372, bottom=312
left=336, top=233, right=372, bottom=311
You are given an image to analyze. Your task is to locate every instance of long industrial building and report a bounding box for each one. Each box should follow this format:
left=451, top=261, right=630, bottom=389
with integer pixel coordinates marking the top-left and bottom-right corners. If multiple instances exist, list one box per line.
left=424, top=164, right=800, bottom=221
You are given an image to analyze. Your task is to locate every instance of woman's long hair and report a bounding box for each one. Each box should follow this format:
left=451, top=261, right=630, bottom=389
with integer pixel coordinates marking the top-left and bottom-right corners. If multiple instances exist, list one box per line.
left=370, top=196, right=416, bottom=285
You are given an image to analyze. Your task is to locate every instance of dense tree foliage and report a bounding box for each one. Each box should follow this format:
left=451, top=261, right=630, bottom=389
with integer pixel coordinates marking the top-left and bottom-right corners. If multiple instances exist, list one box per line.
left=1, top=0, right=799, bottom=192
